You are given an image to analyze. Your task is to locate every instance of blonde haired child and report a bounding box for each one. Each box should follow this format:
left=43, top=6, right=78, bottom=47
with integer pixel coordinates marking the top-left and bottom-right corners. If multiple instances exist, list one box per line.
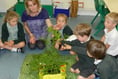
left=101, top=12, right=118, bottom=57
left=0, top=11, right=25, bottom=53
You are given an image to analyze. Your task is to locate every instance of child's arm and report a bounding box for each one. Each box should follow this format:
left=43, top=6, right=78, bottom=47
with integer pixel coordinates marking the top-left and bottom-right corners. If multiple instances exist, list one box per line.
left=101, top=35, right=105, bottom=42
left=55, top=39, right=71, bottom=50
left=101, top=35, right=110, bottom=48
left=105, top=43, right=110, bottom=49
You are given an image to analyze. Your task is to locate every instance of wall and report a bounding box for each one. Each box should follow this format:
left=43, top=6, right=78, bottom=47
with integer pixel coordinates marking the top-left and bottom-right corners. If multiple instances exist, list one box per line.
left=78, top=0, right=96, bottom=15
left=0, top=0, right=96, bottom=15
left=0, top=0, right=17, bottom=12
left=81, top=0, right=95, bottom=10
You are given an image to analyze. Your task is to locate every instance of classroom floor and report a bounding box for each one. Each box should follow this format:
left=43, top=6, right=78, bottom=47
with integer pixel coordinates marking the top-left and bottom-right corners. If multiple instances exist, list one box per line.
left=0, top=13, right=104, bottom=79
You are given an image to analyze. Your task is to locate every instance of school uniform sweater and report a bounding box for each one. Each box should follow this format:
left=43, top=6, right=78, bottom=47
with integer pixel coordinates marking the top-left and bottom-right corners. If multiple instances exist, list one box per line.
left=1, top=22, right=25, bottom=44
left=97, top=55, right=118, bottom=79
left=61, top=39, right=96, bottom=77
left=62, top=25, right=73, bottom=38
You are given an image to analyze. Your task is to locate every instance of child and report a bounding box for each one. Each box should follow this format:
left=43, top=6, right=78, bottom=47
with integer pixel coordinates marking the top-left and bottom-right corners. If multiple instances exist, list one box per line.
left=53, top=13, right=73, bottom=39
left=55, top=23, right=96, bottom=79
left=0, top=11, right=25, bottom=53
left=101, top=12, right=118, bottom=57
left=87, top=40, right=118, bottom=79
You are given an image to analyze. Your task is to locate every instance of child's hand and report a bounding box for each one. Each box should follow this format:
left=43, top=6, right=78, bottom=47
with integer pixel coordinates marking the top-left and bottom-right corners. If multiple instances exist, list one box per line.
left=8, top=40, right=14, bottom=46
left=51, top=34, right=55, bottom=38
left=4, top=40, right=14, bottom=47
left=61, top=44, right=72, bottom=50
left=55, top=40, right=61, bottom=49
left=101, top=35, right=106, bottom=42
left=53, top=24, right=62, bottom=30
left=4, top=41, right=9, bottom=45
left=70, top=51, right=76, bottom=55
left=55, top=39, right=63, bottom=49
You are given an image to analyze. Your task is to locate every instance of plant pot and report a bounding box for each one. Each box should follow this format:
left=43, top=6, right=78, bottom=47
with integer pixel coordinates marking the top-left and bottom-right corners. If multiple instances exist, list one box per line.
left=39, top=65, right=66, bottom=79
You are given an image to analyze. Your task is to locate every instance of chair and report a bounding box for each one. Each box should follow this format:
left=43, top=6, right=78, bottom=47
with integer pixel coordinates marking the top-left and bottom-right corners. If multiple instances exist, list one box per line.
left=116, top=25, right=118, bottom=30
left=91, top=0, right=109, bottom=36
left=91, top=0, right=109, bottom=24
left=14, top=2, right=25, bottom=16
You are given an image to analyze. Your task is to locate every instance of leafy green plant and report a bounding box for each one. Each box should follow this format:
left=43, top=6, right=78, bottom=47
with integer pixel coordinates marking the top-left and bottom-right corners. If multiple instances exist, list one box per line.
left=19, top=54, right=77, bottom=79
left=28, top=26, right=67, bottom=78
left=47, top=26, right=61, bottom=46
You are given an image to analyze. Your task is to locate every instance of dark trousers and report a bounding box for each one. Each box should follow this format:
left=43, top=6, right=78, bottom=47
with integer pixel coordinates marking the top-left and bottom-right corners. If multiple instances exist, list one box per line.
left=28, top=40, right=45, bottom=50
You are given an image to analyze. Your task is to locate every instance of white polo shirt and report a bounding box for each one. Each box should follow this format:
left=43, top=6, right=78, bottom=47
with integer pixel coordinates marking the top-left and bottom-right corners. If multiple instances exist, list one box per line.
left=104, top=28, right=118, bottom=56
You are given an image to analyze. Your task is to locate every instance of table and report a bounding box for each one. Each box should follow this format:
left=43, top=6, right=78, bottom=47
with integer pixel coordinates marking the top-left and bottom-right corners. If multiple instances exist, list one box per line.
left=104, top=0, right=118, bottom=13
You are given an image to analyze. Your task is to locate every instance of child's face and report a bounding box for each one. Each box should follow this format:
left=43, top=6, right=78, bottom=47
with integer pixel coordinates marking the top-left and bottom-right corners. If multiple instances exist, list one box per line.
left=104, top=18, right=117, bottom=30
left=8, top=17, right=18, bottom=26
left=27, top=1, right=38, bottom=13
left=56, top=16, right=66, bottom=28
left=76, top=35, right=89, bottom=42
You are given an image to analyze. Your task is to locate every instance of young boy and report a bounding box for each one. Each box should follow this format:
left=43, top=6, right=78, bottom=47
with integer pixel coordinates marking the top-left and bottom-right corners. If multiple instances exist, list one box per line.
left=101, top=12, right=118, bottom=57
left=55, top=23, right=96, bottom=79
left=0, top=11, right=25, bottom=53
left=53, top=13, right=73, bottom=39
left=87, top=40, right=118, bottom=79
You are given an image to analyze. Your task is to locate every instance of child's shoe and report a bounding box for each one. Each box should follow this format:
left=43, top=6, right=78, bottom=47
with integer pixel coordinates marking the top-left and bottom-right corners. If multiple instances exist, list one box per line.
left=17, top=48, right=24, bottom=53
left=11, top=48, right=24, bottom=53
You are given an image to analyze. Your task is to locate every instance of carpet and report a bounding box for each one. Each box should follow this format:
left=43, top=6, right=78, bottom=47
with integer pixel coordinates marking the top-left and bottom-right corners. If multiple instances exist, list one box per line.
left=19, top=54, right=78, bottom=79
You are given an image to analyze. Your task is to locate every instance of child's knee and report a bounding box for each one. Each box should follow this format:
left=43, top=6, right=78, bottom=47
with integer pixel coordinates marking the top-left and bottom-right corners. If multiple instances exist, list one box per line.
left=70, top=68, right=75, bottom=73
left=21, top=41, right=26, bottom=47
left=70, top=51, right=76, bottom=55
left=0, top=40, right=4, bottom=47
left=70, top=68, right=80, bottom=73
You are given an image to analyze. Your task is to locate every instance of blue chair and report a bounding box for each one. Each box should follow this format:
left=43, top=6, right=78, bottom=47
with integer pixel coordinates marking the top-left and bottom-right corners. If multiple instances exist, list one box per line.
left=91, top=0, right=109, bottom=36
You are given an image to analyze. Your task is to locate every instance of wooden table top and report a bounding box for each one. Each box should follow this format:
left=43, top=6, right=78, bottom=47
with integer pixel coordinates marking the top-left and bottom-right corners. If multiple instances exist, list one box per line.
left=104, top=0, right=118, bottom=13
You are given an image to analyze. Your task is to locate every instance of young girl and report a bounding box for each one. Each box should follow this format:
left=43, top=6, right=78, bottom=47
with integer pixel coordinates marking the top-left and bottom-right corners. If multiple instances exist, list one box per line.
left=53, top=13, right=73, bottom=39
left=0, top=11, right=25, bottom=53
left=22, top=0, right=52, bottom=49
